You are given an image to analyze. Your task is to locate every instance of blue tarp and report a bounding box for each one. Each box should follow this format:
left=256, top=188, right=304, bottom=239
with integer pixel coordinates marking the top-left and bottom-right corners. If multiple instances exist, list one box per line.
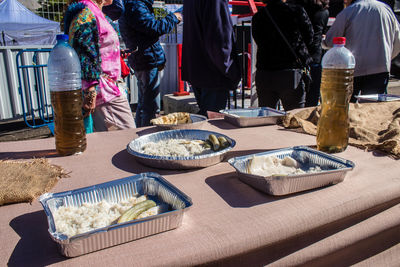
left=0, top=0, right=60, bottom=45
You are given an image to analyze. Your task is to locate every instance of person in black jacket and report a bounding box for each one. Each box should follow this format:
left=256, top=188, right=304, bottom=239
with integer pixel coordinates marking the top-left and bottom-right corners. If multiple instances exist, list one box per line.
left=182, top=0, right=241, bottom=117
left=252, top=0, right=314, bottom=111
left=328, top=0, right=343, bottom=17
left=290, top=0, right=329, bottom=107
left=102, top=0, right=124, bottom=21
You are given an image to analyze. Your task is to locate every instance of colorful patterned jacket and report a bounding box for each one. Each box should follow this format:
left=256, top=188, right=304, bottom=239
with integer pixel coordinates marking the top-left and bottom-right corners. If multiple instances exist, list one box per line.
left=64, top=0, right=122, bottom=106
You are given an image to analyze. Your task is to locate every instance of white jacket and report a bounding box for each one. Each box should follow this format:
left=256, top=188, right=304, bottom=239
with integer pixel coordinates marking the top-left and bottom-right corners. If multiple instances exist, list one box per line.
left=323, top=0, right=400, bottom=77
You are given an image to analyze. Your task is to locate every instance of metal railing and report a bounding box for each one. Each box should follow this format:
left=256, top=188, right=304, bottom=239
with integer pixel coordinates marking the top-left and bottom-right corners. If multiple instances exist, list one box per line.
left=0, top=44, right=180, bottom=123
left=15, top=48, right=55, bottom=134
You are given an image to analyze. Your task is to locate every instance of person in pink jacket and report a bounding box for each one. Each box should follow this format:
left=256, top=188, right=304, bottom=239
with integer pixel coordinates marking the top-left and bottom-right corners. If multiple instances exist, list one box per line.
left=64, top=0, right=136, bottom=131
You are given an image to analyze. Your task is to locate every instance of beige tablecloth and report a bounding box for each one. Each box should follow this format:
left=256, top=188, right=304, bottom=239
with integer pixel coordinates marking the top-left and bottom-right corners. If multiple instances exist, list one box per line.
left=0, top=120, right=399, bottom=266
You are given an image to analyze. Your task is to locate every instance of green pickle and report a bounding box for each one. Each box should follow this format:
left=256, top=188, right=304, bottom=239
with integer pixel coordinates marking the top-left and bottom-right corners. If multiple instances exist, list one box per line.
left=117, top=200, right=156, bottom=224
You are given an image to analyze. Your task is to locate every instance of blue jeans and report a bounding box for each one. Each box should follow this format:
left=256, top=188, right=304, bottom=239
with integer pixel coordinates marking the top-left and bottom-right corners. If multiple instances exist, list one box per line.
left=351, top=72, right=389, bottom=103
left=135, top=68, right=160, bottom=127
left=192, top=87, right=229, bottom=117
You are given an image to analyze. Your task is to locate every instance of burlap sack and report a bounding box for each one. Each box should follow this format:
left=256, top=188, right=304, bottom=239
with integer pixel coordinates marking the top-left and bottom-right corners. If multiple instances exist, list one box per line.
left=282, top=102, right=400, bottom=159
left=0, top=158, right=67, bottom=206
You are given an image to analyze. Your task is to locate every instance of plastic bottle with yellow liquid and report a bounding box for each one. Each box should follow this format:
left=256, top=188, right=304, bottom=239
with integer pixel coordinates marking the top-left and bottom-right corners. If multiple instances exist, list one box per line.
left=48, top=34, right=87, bottom=156
left=316, top=37, right=355, bottom=153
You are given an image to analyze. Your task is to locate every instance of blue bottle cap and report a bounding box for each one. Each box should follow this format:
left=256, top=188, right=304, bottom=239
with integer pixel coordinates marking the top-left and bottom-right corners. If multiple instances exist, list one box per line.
left=56, top=34, right=69, bottom=41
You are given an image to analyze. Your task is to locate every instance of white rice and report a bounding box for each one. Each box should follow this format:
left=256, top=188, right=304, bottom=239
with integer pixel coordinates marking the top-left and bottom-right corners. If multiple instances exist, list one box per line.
left=52, top=195, right=160, bottom=237
left=141, top=139, right=208, bottom=157
left=248, top=155, right=322, bottom=177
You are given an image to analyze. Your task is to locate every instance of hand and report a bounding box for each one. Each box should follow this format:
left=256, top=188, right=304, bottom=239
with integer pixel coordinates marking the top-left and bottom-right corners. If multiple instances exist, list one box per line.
left=83, top=87, right=97, bottom=117
left=121, top=49, right=131, bottom=59
left=174, top=12, right=182, bottom=23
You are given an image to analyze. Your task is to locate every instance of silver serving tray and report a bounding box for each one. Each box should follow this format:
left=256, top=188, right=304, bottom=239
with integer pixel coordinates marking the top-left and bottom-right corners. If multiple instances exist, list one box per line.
left=39, top=173, right=192, bottom=257
left=127, top=129, right=236, bottom=169
left=220, top=107, right=286, bottom=127
left=228, top=146, right=355, bottom=196
left=154, top=114, right=207, bottom=130
left=355, top=94, right=400, bottom=102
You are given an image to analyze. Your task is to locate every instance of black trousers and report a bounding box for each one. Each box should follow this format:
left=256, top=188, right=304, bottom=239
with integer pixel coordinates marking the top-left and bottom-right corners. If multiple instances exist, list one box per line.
left=255, top=69, right=306, bottom=111
left=305, top=63, right=322, bottom=107
left=351, top=72, right=389, bottom=103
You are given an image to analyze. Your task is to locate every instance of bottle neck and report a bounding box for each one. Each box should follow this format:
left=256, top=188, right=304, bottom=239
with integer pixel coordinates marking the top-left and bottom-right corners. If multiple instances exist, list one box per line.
left=333, top=44, right=345, bottom=47
left=57, top=39, right=68, bottom=45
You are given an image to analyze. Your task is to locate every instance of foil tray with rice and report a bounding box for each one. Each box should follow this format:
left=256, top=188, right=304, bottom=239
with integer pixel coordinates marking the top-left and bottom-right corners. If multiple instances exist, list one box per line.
left=39, top=173, right=192, bottom=257
left=127, top=129, right=236, bottom=169
left=228, top=146, right=355, bottom=196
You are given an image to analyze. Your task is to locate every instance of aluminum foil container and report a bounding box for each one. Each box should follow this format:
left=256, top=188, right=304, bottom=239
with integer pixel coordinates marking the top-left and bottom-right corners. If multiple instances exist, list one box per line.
left=228, top=146, right=355, bottom=196
left=355, top=94, right=400, bottom=103
left=220, top=107, right=286, bottom=127
left=154, top=114, right=207, bottom=130
left=127, top=129, right=236, bottom=169
left=39, top=172, right=192, bottom=257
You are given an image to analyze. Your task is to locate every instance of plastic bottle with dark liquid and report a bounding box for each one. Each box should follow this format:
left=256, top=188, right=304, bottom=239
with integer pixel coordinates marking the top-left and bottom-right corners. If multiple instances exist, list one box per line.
left=48, top=34, right=86, bottom=155
left=317, top=37, right=355, bottom=153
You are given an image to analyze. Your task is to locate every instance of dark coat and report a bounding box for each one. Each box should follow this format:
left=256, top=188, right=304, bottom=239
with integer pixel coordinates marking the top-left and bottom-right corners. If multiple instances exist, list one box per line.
left=291, top=0, right=330, bottom=63
left=119, top=0, right=179, bottom=71
left=252, top=0, right=314, bottom=70
left=308, top=7, right=329, bottom=63
left=181, top=0, right=241, bottom=90
left=102, top=0, right=124, bottom=21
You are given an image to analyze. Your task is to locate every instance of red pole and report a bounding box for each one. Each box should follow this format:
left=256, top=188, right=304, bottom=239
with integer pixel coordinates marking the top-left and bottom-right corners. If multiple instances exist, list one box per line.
left=174, top=44, right=190, bottom=96
left=229, top=0, right=265, bottom=8
left=247, top=43, right=252, bottom=89
left=229, top=0, right=265, bottom=19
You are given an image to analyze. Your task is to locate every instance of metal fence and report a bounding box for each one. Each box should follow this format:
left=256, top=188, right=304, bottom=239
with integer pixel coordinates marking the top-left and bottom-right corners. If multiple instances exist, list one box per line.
left=34, top=0, right=65, bottom=25
left=0, top=44, right=179, bottom=122
left=15, top=48, right=54, bottom=132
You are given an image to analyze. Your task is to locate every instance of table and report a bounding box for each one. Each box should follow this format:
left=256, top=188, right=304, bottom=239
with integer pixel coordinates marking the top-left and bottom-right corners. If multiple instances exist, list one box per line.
left=1, top=119, right=400, bottom=266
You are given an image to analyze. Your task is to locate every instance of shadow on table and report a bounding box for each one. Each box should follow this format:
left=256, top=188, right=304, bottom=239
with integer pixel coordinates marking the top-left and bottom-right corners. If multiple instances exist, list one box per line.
left=207, top=119, right=238, bottom=130
left=135, top=127, right=158, bottom=137
left=205, top=171, right=322, bottom=208
left=205, top=171, right=278, bottom=207
left=0, top=149, right=59, bottom=160
left=205, top=148, right=285, bottom=208
left=8, top=210, right=66, bottom=267
left=111, top=149, right=198, bottom=176
left=205, top=169, right=350, bottom=209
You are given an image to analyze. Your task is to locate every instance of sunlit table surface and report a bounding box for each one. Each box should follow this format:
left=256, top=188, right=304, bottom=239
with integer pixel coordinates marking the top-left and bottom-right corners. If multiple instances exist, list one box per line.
left=1, top=119, right=399, bottom=266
